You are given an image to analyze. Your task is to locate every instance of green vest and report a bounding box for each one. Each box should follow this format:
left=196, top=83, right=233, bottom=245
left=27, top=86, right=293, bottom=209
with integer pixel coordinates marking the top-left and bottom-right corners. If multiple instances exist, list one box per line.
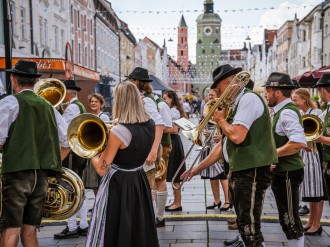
left=226, top=90, right=278, bottom=172
left=322, top=106, right=330, bottom=161
left=2, top=91, right=62, bottom=173
left=156, top=97, right=172, bottom=146
left=272, top=102, right=304, bottom=172
left=72, top=99, right=86, bottom=114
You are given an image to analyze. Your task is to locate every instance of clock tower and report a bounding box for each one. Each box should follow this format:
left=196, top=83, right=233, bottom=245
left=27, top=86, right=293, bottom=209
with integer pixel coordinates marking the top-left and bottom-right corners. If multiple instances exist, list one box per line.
left=196, top=0, right=222, bottom=84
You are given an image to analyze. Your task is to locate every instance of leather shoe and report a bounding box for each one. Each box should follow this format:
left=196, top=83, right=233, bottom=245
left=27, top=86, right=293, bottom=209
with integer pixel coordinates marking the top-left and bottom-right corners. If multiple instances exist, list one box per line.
left=206, top=201, right=221, bottom=209
left=78, top=226, right=89, bottom=236
left=228, top=222, right=238, bottom=230
left=227, top=218, right=237, bottom=225
left=226, top=240, right=244, bottom=247
left=54, top=227, right=79, bottom=239
left=156, top=218, right=165, bottom=227
left=165, top=206, right=182, bottom=212
left=298, top=205, right=309, bottom=215
left=224, top=236, right=239, bottom=246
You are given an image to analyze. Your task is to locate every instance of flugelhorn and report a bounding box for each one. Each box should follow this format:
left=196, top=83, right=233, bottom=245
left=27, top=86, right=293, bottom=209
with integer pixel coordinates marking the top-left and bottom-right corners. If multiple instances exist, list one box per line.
left=172, top=71, right=250, bottom=190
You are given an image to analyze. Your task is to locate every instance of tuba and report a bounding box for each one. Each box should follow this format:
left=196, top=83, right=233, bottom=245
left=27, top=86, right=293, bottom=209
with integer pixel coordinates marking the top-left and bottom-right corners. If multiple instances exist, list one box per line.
left=172, top=71, right=250, bottom=190
left=67, top=113, right=112, bottom=159
left=302, top=114, right=323, bottom=152
left=34, top=78, right=85, bottom=220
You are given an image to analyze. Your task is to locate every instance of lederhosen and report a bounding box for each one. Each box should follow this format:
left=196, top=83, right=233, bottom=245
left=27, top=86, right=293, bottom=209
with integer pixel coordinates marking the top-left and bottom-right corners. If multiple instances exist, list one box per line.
left=62, top=100, right=87, bottom=178
left=226, top=89, right=277, bottom=247
left=271, top=102, right=304, bottom=240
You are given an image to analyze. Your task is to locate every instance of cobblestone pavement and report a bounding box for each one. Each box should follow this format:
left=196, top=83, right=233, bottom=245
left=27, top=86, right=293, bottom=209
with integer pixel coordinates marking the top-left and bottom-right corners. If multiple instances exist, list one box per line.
left=20, top=117, right=330, bottom=246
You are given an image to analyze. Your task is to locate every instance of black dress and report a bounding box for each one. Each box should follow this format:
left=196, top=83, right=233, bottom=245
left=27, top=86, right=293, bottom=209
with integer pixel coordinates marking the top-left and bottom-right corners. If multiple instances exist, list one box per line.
left=86, top=120, right=159, bottom=247
left=166, top=133, right=186, bottom=182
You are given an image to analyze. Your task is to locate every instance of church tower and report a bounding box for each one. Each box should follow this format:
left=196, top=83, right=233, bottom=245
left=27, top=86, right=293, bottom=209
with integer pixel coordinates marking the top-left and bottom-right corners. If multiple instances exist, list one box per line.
left=196, top=0, right=222, bottom=82
left=177, top=15, right=189, bottom=70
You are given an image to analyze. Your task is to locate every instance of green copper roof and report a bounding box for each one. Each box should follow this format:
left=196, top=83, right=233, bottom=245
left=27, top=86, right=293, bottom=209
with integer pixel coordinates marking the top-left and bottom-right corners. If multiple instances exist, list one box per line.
left=178, top=15, right=188, bottom=28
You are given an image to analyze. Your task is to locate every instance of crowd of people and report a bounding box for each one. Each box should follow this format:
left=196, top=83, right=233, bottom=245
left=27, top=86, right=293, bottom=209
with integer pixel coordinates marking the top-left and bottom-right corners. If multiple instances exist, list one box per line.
left=0, top=59, right=330, bottom=247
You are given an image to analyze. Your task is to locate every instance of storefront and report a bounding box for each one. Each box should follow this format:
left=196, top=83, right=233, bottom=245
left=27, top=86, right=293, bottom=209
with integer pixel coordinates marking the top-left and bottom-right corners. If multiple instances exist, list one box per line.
left=0, top=57, right=99, bottom=108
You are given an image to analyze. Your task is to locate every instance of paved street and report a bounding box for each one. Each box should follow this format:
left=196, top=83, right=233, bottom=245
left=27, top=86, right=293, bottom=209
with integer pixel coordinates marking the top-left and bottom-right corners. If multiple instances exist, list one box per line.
left=27, top=117, right=330, bottom=246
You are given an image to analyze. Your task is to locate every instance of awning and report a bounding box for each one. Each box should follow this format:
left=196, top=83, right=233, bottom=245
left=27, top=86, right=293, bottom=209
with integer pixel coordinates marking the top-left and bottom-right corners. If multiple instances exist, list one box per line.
left=293, top=66, right=330, bottom=87
left=150, top=75, right=172, bottom=91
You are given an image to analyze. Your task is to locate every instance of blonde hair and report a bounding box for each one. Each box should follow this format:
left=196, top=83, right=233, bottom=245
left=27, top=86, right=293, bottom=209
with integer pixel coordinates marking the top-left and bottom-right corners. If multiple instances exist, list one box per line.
left=113, top=81, right=150, bottom=123
left=293, top=88, right=316, bottom=109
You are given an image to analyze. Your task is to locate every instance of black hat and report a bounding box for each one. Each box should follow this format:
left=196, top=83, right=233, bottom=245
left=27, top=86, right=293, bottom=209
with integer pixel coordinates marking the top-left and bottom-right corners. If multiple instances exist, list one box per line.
left=210, top=64, right=242, bottom=89
left=262, top=72, right=295, bottom=89
left=292, top=79, right=301, bottom=89
left=6, top=60, right=42, bottom=78
left=64, top=79, right=81, bottom=92
left=127, top=67, right=152, bottom=82
left=312, top=74, right=330, bottom=88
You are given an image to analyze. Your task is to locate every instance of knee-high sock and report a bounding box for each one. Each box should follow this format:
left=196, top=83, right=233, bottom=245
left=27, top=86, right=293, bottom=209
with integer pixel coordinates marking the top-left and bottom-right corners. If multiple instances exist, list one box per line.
left=79, top=199, right=88, bottom=229
left=288, top=237, right=304, bottom=247
left=156, top=191, right=168, bottom=221
left=67, top=199, right=88, bottom=231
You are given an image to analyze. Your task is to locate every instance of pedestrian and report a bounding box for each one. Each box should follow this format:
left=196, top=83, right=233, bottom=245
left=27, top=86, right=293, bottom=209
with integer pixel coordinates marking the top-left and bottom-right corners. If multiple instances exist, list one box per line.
left=82, top=93, right=111, bottom=197
left=54, top=79, right=89, bottom=239
left=163, top=90, right=187, bottom=211
left=314, top=73, right=330, bottom=226
left=183, top=98, right=191, bottom=118
left=292, top=88, right=326, bottom=235
left=264, top=72, right=307, bottom=246
left=200, top=88, right=230, bottom=211
left=182, top=64, right=278, bottom=247
left=86, top=81, right=159, bottom=247
left=0, top=60, right=70, bottom=247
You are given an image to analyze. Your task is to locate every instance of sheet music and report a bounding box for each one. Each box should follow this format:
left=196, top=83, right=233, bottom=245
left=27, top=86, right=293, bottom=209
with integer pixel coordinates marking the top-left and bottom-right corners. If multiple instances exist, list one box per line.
left=173, top=118, right=196, bottom=131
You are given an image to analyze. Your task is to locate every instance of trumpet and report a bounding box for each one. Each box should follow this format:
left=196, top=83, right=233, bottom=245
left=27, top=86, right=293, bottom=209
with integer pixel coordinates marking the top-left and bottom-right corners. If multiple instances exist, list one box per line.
left=172, top=71, right=250, bottom=190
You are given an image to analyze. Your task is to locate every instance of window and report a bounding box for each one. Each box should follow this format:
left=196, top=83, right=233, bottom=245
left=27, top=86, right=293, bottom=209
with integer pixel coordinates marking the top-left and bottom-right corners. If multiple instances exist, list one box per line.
left=202, top=49, right=205, bottom=54
left=211, top=49, right=214, bottom=53
left=91, top=50, right=94, bottom=69
left=302, top=30, right=306, bottom=41
left=181, top=37, right=183, bottom=43
left=20, top=7, right=26, bottom=38
left=70, top=5, right=73, bottom=23
left=61, top=29, right=65, bottom=54
left=10, top=1, right=17, bottom=35
left=84, top=15, right=87, bottom=31
left=44, top=19, right=48, bottom=46
left=40, top=17, right=44, bottom=45
left=85, top=47, right=88, bottom=67
left=78, top=43, right=81, bottom=64
left=77, top=10, right=80, bottom=28
left=181, top=51, right=183, bottom=56
left=90, top=20, right=93, bottom=36
left=53, top=26, right=58, bottom=52
left=325, top=24, right=328, bottom=37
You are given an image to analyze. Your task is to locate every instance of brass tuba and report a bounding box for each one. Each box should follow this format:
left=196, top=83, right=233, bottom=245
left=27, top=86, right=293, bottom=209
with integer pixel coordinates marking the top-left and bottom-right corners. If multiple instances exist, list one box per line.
left=67, top=113, right=112, bottom=159
left=172, top=71, right=250, bottom=190
left=34, top=78, right=85, bottom=220
left=302, top=114, right=323, bottom=142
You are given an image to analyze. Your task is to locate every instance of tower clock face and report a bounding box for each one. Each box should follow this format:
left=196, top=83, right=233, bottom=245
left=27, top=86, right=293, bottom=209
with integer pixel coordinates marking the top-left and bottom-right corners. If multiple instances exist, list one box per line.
left=203, top=26, right=213, bottom=36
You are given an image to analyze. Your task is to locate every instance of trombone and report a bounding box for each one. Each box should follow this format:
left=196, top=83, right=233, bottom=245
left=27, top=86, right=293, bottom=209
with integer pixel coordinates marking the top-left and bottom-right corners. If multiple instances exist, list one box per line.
left=171, top=71, right=250, bottom=190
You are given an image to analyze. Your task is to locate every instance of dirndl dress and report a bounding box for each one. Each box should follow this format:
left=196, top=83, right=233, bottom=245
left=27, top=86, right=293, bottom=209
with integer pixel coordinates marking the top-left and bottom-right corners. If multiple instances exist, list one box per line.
left=166, top=133, right=186, bottom=182
left=86, top=121, right=159, bottom=247
left=200, top=124, right=224, bottom=179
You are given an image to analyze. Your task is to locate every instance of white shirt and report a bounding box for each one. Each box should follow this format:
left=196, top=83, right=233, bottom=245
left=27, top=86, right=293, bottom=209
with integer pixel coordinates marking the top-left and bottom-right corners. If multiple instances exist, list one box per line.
left=223, top=89, right=265, bottom=162
left=0, top=90, right=69, bottom=147
left=143, top=97, right=164, bottom=126
left=62, top=97, right=81, bottom=124
left=157, top=101, right=173, bottom=128
left=273, top=98, right=306, bottom=145
left=183, top=102, right=191, bottom=112
left=98, top=112, right=111, bottom=122
left=170, top=107, right=180, bottom=121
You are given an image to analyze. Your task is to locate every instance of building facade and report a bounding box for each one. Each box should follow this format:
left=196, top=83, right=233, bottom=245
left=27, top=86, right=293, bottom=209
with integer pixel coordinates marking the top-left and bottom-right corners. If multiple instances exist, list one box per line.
left=323, top=0, right=330, bottom=66
left=276, top=20, right=293, bottom=73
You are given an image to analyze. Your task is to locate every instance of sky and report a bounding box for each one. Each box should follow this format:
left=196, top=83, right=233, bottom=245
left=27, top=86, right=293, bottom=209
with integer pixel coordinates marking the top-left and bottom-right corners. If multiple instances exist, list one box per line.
left=110, top=0, right=321, bottom=63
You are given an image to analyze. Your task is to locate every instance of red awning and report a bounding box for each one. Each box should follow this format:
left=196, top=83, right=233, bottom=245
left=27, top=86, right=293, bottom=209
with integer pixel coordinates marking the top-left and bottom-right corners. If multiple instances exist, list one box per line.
left=293, top=66, right=330, bottom=87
